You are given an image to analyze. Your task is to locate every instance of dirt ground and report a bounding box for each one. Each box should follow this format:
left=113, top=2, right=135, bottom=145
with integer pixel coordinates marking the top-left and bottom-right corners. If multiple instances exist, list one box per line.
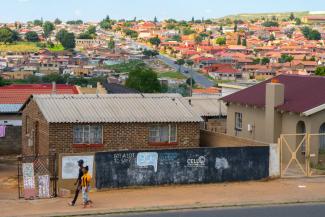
left=0, top=156, right=18, bottom=200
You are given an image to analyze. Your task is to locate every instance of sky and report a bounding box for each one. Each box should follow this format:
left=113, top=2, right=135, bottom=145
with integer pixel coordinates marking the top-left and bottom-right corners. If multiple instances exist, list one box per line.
left=0, top=0, right=324, bottom=23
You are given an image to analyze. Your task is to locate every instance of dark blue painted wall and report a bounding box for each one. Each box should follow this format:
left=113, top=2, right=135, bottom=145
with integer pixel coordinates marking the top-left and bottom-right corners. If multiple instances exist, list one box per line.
left=95, top=147, right=269, bottom=189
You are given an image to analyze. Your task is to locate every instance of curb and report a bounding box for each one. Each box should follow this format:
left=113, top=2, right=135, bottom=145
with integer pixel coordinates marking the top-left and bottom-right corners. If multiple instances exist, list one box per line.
left=20, top=199, right=325, bottom=217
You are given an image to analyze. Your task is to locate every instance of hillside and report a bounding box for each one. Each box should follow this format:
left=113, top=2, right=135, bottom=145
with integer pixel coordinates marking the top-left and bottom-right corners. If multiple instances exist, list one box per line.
left=217, top=11, right=314, bottom=21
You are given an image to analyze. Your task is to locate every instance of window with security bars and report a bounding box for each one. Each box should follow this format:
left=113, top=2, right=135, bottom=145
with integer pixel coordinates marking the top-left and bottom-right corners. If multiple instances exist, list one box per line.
left=149, top=125, right=177, bottom=143
left=73, top=125, right=103, bottom=144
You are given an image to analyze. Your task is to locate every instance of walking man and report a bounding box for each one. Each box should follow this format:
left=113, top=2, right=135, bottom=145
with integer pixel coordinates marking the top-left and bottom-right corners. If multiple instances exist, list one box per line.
left=69, top=159, right=84, bottom=206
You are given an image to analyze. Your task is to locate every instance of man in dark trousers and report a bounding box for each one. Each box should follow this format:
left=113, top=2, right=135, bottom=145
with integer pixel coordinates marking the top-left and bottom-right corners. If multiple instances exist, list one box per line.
left=69, top=159, right=84, bottom=206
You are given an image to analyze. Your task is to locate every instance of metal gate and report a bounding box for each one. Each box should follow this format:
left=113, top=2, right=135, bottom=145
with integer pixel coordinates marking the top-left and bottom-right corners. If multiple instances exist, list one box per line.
left=280, top=133, right=325, bottom=177
left=17, top=154, right=58, bottom=199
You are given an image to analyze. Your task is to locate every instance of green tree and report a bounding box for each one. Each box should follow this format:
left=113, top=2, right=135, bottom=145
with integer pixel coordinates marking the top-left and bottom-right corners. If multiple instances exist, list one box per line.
left=107, top=38, right=115, bottom=50
left=301, top=26, right=321, bottom=40
left=186, top=77, right=196, bottom=86
left=143, top=49, right=159, bottom=58
left=0, top=77, right=11, bottom=86
left=167, top=35, right=181, bottom=42
left=25, top=31, right=39, bottom=42
left=56, top=30, right=75, bottom=49
left=289, top=12, right=295, bottom=21
left=86, top=25, right=96, bottom=35
left=234, top=23, right=238, bottom=32
left=215, top=37, right=226, bottom=45
left=279, top=54, right=294, bottom=63
left=295, top=18, right=301, bottom=25
left=269, top=34, right=276, bottom=41
left=125, top=67, right=161, bottom=93
left=261, top=57, right=270, bottom=65
left=175, top=59, right=185, bottom=72
left=67, top=20, right=83, bottom=25
left=33, top=19, right=43, bottom=26
left=315, top=67, right=325, bottom=76
left=54, top=18, right=62, bottom=25
left=77, top=32, right=92, bottom=39
left=253, top=58, right=261, bottom=64
left=262, top=21, right=279, bottom=27
left=43, top=21, right=55, bottom=39
left=242, top=38, right=247, bottom=46
left=219, top=25, right=223, bottom=32
left=56, top=29, right=68, bottom=42
left=237, top=35, right=241, bottom=45
left=186, top=59, right=194, bottom=67
left=61, top=32, right=75, bottom=50
left=148, top=36, right=161, bottom=47
left=183, top=28, right=195, bottom=35
left=154, top=16, right=158, bottom=23
left=11, top=30, right=20, bottom=41
left=100, top=20, right=111, bottom=29
left=124, top=29, right=138, bottom=38
left=0, top=27, right=14, bottom=44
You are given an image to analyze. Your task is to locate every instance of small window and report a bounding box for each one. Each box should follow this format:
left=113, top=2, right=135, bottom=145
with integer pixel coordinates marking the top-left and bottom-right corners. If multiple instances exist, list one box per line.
left=73, top=125, right=103, bottom=144
left=235, top=112, right=242, bottom=131
left=149, top=124, right=177, bottom=143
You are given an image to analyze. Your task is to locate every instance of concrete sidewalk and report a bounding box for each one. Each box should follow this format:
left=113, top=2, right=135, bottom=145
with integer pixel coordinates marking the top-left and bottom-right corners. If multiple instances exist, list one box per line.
left=2, top=177, right=325, bottom=217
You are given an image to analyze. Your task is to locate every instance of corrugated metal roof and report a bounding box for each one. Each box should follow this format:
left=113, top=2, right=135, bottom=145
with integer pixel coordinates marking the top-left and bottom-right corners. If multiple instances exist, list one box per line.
left=185, top=96, right=227, bottom=117
left=0, top=104, right=23, bottom=113
left=32, top=94, right=203, bottom=123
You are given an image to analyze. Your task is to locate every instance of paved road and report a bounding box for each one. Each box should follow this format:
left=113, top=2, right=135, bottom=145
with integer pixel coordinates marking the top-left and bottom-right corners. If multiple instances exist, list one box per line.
left=98, top=203, right=325, bottom=217
left=100, top=28, right=215, bottom=88
left=133, top=43, right=215, bottom=88
left=157, top=54, right=215, bottom=88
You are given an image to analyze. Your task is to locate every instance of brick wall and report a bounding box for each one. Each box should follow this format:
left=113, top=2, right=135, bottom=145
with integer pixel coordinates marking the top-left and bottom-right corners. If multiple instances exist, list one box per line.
left=49, top=122, right=200, bottom=154
left=22, top=100, right=50, bottom=156
left=22, top=99, right=201, bottom=156
left=0, top=126, right=21, bottom=155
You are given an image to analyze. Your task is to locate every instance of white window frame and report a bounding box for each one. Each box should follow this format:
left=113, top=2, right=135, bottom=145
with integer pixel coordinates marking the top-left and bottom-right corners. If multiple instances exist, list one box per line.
left=235, top=112, right=242, bottom=131
left=149, top=124, right=177, bottom=143
left=73, top=125, right=103, bottom=144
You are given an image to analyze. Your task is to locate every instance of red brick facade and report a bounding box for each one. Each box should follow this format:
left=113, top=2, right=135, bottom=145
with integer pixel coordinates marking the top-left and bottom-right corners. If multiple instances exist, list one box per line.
left=22, top=99, right=201, bottom=156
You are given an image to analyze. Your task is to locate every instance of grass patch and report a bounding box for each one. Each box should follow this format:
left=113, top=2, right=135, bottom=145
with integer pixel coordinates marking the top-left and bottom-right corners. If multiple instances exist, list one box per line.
left=158, top=71, right=186, bottom=79
left=0, top=42, right=39, bottom=52
left=47, top=44, right=64, bottom=51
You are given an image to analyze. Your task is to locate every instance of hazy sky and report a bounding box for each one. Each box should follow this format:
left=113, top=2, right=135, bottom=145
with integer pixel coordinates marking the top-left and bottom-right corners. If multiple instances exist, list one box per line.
left=0, top=0, right=324, bottom=22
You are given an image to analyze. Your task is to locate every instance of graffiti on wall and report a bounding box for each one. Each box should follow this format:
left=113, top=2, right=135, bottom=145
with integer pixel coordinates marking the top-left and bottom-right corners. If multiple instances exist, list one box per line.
left=95, top=147, right=270, bottom=189
left=22, top=163, right=36, bottom=199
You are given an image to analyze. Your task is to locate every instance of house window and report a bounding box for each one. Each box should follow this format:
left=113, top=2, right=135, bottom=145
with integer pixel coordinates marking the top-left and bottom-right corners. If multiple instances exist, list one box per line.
left=73, top=125, right=103, bottom=144
left=149, top=125, right=177, bottom=143
left=235, top=112, right=242, bottom=131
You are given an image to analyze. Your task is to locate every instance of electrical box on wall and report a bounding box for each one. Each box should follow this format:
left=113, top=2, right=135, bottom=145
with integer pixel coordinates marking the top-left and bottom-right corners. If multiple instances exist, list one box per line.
left=247, top=124, right=254, bottom=132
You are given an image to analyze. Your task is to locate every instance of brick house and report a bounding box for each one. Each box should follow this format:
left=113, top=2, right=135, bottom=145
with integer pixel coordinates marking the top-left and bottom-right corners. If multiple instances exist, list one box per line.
left=21, top=94, right=203, bottom=156
left=0, top=84, right=78, bottom=155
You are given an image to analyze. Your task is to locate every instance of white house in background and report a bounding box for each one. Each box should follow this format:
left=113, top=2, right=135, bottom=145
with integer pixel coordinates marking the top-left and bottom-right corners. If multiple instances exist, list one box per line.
left=218, top=81, right=259, bottom=97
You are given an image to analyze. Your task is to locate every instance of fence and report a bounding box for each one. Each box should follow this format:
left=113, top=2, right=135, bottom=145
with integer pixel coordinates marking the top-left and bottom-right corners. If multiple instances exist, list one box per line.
left=17, top=154, right=58, bottom=199
left=280, top=133, right=325, bottom=177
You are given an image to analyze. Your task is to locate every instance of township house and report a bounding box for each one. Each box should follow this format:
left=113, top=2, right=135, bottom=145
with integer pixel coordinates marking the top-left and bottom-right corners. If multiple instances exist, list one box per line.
left=0, top=84, right=78, bottom=154
left=221, top=75, right=325, bottom=164
left=21, top=94, right=202, bottom=156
